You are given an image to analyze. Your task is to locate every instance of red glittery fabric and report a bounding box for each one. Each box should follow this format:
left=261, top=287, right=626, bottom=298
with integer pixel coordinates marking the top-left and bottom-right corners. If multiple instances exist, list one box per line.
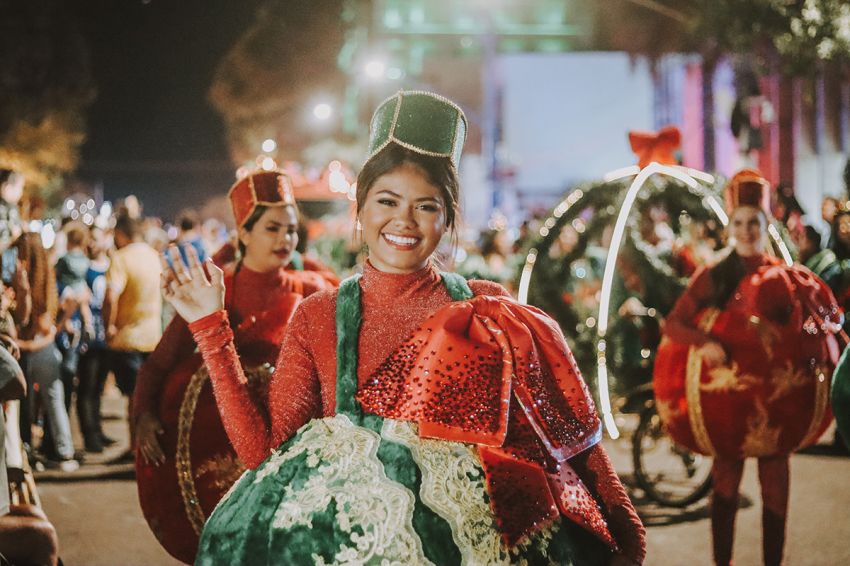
left=189, top=261, right=646, bottom=562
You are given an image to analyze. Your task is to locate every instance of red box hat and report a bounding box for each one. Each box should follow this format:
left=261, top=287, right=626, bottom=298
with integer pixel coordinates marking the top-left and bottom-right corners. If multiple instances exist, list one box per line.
left=724, top=168, right=771, bottom=215
left=228, top=171, right=296, bottom=227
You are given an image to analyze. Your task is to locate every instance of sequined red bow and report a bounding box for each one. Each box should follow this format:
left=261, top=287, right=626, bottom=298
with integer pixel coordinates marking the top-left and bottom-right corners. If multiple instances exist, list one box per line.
left=628, top=125, right=681, bottom=168
left=357, top=295, right=617, bottom=550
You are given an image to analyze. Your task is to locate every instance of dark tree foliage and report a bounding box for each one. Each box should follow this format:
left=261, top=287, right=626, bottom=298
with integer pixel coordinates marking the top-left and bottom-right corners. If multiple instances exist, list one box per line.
left=589, top=1, right=850, bottom=73
left=0, top=0, right=95, bottom=191
left=209, top=0, right=346, bottom=165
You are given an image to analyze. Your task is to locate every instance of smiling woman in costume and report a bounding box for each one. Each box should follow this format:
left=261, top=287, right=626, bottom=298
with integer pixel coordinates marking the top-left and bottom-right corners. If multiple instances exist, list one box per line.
left=654, top=169, right=842, bottom=566
left=133, top=171, right=336, bottom=564
left=163, top=91, right=645, bottom=566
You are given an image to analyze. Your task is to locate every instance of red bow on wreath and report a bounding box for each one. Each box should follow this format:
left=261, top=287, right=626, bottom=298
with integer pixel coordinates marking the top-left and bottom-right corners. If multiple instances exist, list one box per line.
left=628, top=125, right=681, bottom=168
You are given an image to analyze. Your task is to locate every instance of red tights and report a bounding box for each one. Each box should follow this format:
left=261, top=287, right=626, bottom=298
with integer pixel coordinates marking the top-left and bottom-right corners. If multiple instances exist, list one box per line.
left=711, top=455, right=789, bottom=566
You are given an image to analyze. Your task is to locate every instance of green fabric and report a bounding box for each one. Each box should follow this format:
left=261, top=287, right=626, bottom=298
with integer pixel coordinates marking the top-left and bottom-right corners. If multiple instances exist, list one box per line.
left=335, top=275, right=364, bottom=420
left=832, top=346, right=850, bottom=451
left=196, top=270, right=603, bottom=566
left=289, top=251, right=304, bottom=271
left=366, top=91, right=467, bottom=169
left=440, top=271, right=474, bottom=301
left=336, top=272, right=465, bottom=564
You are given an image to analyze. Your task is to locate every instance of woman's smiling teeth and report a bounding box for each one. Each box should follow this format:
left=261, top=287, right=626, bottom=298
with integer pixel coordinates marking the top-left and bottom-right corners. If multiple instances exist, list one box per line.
left=383, top=233, right=420, bottom=248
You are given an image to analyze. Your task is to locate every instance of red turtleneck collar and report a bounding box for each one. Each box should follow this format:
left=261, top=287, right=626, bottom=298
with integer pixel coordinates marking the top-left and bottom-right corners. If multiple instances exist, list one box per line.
left=360, top=260, right=442, bottom=298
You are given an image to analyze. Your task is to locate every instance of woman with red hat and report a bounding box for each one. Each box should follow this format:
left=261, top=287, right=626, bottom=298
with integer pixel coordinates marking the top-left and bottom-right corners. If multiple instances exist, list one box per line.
left=161, top=91, right=645, bottom=565
left=132, top=170, right=337, bottom=564
left=655, top=169, right=842, bottom=566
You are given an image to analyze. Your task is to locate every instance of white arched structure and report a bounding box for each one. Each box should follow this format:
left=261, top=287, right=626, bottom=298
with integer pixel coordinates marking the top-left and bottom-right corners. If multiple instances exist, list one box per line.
left=518, top=163, right=792, bottom=439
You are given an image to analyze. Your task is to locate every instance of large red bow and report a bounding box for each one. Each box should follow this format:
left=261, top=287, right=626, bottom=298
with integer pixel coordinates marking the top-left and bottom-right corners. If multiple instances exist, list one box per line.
left=357, top=295, right=617, bottom=550
left=628, top=125, right=681, bottom=168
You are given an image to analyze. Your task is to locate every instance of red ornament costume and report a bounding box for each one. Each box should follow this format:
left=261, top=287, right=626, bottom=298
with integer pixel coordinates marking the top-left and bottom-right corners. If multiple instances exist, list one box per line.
left=133, top=170, right=336, bottom=564
left=188, top=262, right=646, bottom=563
left=654, top=169, right=842, bottom=566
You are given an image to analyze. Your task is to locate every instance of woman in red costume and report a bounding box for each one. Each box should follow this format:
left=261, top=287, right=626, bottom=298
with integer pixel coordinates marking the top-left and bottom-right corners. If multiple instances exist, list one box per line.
left=133, top=170, right=336, bottom=564
left=657, top=169, right=841, bottom=566
left=163, top=91, right=645, bottom=565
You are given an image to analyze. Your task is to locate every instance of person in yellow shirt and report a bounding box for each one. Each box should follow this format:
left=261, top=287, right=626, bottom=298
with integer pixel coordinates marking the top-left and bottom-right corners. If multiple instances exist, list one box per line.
left=104, top=215, right=162, bottom=460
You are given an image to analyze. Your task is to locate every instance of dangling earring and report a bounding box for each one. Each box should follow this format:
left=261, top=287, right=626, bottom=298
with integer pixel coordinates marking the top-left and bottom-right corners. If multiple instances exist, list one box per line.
left=356, top=219, right=362, bottom=231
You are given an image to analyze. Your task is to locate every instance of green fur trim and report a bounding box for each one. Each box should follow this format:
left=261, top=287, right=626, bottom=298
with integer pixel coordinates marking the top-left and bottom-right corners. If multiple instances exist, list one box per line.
left=335, top=275, right=363, bottom=419
left=440, top=272, right=473, bottom=301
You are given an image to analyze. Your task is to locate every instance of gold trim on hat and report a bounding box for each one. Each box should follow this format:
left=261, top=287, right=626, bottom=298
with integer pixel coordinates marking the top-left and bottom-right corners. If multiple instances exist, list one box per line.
left=365, top=90, right=467, bottom=169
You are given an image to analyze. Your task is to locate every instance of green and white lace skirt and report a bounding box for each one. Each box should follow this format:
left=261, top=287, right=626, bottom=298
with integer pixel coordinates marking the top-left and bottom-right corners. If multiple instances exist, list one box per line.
left=195, top=414, right=611, bottom=566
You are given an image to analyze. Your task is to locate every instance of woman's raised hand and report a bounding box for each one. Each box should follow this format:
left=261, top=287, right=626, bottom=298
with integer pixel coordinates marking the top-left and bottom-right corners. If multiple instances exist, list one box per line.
left=161, top=244, right=225, bottom=323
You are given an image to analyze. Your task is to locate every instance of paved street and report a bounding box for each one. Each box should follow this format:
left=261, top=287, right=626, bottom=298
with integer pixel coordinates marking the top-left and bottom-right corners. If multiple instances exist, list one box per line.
left=34, top=387, right=850, bottom=566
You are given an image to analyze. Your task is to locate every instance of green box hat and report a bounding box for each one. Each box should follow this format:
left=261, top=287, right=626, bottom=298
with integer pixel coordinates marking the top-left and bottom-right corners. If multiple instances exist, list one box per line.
left=366, top=90, right=467, bottom=169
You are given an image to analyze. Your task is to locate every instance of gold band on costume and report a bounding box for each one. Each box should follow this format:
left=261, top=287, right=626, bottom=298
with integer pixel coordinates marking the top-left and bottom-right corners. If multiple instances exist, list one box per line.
left=798, top=366, right=831, bottom=449
left=685, top=308, right=721, bottom=456
left=176, top=365, right=274, bottom=535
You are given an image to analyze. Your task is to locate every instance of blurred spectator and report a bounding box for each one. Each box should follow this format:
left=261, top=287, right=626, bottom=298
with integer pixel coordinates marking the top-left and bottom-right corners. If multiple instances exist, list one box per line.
left=116, top=195, right=142, bottom=220
left=512, top=219, right=533, bottom=254
left=774, top=183, right=805, bottom=240
left=103, top=215, right=162, bottom=460
left=76, top=225, right=112, bottom=453
left=0, top=170, right=24, bottom=254
left=0, top=346, right=59, bottom=566
left=831, top=209, right=850, bottom=261
left=822, top=196, right=841, bottom=248
left=797, top=225, right=840, bottom=291
left=458, top=228, right=517, bottom=289
left=15, top=233, right=78, bottom=471
left=55, top=223, right=94, bottom=414
left=829, top=210, right=850, bottom=333
left=143, top=221, right=169, bottom=254
left=201, top=217, right=227, bottom=257
left=175, top=211, right=206, bottom=266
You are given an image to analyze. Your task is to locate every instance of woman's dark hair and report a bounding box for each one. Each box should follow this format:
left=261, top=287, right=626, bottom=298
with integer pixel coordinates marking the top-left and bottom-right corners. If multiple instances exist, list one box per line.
left=356, top=144, right=460, bottom=233
left=831, top=210, right=850, bottom=260
left=775, top=183, right=804, bottom=224
left=707, top=250, right=747, bottom=308
left=803, top=224, right=822, bottom=249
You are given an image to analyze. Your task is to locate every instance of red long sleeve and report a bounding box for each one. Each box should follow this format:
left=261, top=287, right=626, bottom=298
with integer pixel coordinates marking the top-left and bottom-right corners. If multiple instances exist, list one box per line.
left=569, top=444, right=646, bottom=564
left=190, top=311, right=275, bottom=468
left=662, top=266, right=714, bottom=346
left=133, top=314, right=195, bottom=424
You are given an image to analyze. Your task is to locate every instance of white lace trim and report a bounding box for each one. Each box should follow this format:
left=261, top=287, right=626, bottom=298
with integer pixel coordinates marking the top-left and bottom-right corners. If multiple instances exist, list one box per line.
left=256, top=414, right=432, bottom=566
left=382, top=420, right=557, bottom=566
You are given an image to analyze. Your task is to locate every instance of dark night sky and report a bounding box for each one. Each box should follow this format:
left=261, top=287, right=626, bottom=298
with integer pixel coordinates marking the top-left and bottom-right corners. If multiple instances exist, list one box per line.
left=74, top=0, right=264, bottom=219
